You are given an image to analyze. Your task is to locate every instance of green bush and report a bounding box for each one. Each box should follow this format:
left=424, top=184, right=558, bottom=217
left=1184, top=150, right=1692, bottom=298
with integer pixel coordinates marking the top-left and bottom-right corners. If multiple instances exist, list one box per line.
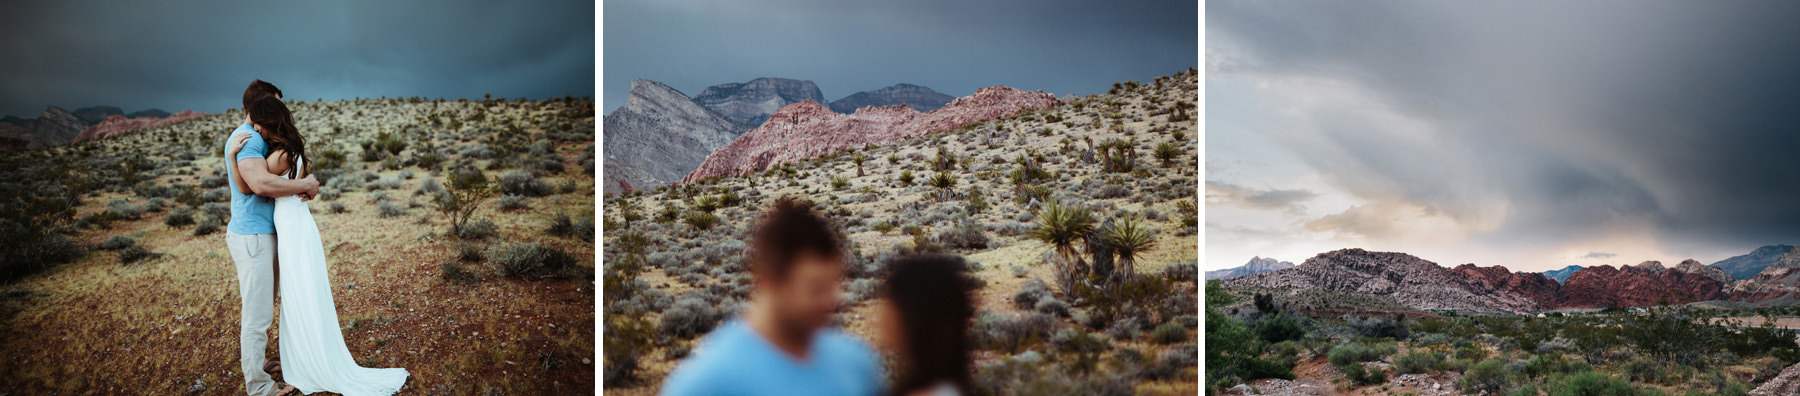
left=456, top=219, right=498, bottom=240
left=1327, top=341, right=1397, bottom=367
left=1459, top=359, right=1519, bottom=394
left=163, top=208, right=195, bottom=227
left=682, top=211, right=718, bottom=231
left=1524, top=352, right=1592, bottom=378
left=98, top=235, right=136, bottom=251
left=117, top=244, right=159, bottom=264
left=1253, top=312, right=1308, bottom=344
left=1394, top=350, right=1444, bottom=374
left=1340, top=361, right=1387, bottom=386
left=1544, top=371, right=1654, bottom=396
left=499, top=170, right=553, bottom=197
left=1621, top=356, right=1671, bottom=385
left=1149, top=321, right=1187, bottom=344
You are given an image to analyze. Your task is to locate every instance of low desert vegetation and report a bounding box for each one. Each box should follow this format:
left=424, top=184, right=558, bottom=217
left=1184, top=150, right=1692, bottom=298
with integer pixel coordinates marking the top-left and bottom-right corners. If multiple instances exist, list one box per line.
left=1208, top=281, right=1800, bottom=395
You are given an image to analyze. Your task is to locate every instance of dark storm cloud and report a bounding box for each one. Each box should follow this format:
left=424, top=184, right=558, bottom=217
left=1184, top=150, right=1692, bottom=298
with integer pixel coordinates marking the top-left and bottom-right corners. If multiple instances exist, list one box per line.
left=602, top=0, right=1198, bottom=112
left=1210, top=1, right=1800, bottom=253
left=0, top=0, right=593, bottom=118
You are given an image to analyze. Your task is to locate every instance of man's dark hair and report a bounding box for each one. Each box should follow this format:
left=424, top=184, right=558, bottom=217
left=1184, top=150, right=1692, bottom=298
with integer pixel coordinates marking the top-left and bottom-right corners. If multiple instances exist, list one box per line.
left=243, top=79, right=282, bottom=110
left=751, top=196, right=842, bottom=281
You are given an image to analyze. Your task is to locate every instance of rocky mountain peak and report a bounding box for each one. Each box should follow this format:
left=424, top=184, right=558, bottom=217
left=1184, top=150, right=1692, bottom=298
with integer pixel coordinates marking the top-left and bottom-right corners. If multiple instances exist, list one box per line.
left=692, top=77, right=827, bottom=126
left=829, top=83, right=955, bottom=114
left=603, top=78, right=750, bottom=195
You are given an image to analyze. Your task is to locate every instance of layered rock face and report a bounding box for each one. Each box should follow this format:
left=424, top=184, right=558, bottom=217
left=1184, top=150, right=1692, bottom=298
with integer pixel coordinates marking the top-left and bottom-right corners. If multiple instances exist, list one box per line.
left=828, top=83, right=955, bottom=113
left=1556, top=261, right=1731, bottom=308
left=1712, top=244, right=1798, bottom=281
left=682, top=86, right=1060, bottom=183
left=1454, top=264, right=1561, bottom=308
left=1205, top=256, right=1295, bottom=280
left=691, top=77, right=828, bottom=126
left=73, top=110, right=206, bottom=142
left=601, top=79, right=750, bottom=195
left=1221, top=249, right=1544, bottom=313
left=1728, top=249, right=1800, bottom=303
left=0, top=106, right=86, bottom=150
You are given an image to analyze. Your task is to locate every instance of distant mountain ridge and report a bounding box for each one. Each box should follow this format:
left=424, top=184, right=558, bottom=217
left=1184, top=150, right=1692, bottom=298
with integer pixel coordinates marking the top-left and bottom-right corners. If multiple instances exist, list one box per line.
left=1711, top=244, right=1797, bottom=281
left=73, top=110, right=208, bottom=143
left=3, top=105, right=200, bottom=151
left=1222, top=247, right=1800, bottom=313
left=1534, top=265, right=1584, bottom=284
left=1205, top=256, right=1294, bottom=280
left=829, top=83, right=955, bottom=114
left=0, top=106, right=86, bottom=150
left=692, top=77, right=828, bottom=126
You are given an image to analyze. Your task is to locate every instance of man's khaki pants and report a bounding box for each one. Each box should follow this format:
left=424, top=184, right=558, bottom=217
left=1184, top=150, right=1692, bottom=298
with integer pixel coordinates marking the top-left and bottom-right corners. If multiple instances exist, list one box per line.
left=227, top=232, right=279, bottom=396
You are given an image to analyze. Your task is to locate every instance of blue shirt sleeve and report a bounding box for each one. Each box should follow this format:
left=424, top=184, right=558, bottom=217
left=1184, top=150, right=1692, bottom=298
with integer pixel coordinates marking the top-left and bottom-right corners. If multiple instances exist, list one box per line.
left=235, top=129, right=267, bottom=163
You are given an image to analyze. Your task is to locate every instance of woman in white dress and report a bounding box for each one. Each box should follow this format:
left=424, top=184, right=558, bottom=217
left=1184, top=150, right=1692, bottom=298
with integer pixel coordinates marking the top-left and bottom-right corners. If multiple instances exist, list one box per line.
left=232, top=96, right=409, bottom=396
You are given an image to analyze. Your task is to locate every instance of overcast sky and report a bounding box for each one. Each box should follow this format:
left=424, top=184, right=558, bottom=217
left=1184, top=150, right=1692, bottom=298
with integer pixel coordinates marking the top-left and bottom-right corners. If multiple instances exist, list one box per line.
left=602, top=0, right=1198, bottom=113
left=1208, top=1, right=1800, bottom=272
left=0, top=0, right=593, bottom=118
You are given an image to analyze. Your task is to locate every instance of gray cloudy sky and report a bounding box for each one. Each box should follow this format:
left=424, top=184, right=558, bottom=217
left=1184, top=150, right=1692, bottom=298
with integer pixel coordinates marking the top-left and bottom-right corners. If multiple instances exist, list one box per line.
left=1208, top=1, right=1800, bottom=272
left=602, top=0, right=1198, bottom=113
left=0, top=0, right=593, bottom=118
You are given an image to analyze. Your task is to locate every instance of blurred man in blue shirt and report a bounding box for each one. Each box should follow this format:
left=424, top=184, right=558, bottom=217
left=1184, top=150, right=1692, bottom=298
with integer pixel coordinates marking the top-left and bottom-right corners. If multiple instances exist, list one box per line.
left=660, top=196, right=883, bottom=396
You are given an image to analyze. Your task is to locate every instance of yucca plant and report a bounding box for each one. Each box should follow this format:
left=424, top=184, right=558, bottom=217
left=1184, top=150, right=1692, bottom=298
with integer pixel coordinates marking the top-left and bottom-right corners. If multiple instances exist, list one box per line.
left=1154, top=142, right=1180, bottom=168
left=851, top=153, right=867, bottom=177
left=1028, top=199, right=1095, bottom=294
left=1103, top=215, right=1156, bottom=285
left=927, top=171, right=957, bottom=201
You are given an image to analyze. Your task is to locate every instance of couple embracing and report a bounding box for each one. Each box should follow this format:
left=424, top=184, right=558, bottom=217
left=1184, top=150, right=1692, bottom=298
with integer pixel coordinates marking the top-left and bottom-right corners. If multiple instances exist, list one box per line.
left=224, top=80, right=409, bottom=396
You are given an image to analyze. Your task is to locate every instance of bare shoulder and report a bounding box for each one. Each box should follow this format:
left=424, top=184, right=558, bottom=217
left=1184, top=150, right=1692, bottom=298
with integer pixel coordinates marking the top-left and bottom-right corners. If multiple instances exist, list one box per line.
left=267, top=149, right=291, bottom=175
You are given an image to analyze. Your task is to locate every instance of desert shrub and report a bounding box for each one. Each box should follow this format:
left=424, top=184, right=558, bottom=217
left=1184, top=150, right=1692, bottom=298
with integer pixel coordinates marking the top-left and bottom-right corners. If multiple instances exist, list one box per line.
left=488, top=242, right=575, bottom=279
left=1106, top=315, right=1144, bottom=341
left=203, top=187, right=229, bottom=202
left=1253, top=312, right=1308, bottom=344
left=1206, top=280, right=1293, bottom=392
left=499, top=170, right=553, bottom=197
left=454, top=242, right=485, bottom=262
left=1394, top=350, right=1444, bottom=374
left=972, top=351, right=1134, bottom=396
left=660, top=297, right=726, bottom=339
left=844, top=278, right=878, bottom=303
left=1035, top=298, right=1070, bottom=317
left=440, top=261, right=478, bottom=284
left=1622, top=356, right=1671, bottom=385
left=1459, top=359, right=1520, bottom=394
left=1327, top=340, right=1398, bottom=367
left=1524, top=352, right=1592, bottom=378
left=435, top=168, right=495, bottom=237
left=377, top=200, right=407, bottom=218
left=935, top=211, right=989, bottom=250
left=973, top=310, right=1057, bottom=353
left=1339, top=361, right=1387, bottom=386
left=99, top=235, right=137, bottom=250
left=1543, top=371, right=1654, bottom=396
left=106, top=198, right=147, bottom=219
left=164, top=208, right=195, bottom=227
left=1012, top=279, right=1050, bottom=309
left=1455, top=343, right=1491, bottom=361
left=1149, top=321, right=1187, bottom=344
left=1346, top=315, right=1409, bottom=339
left=496, top=195, right=528, bottom=211
left=193, top=222, right=220, bottom=236
left=457, top=219, right=498, bottom=240
left=117, top=244, right=160, bottom=264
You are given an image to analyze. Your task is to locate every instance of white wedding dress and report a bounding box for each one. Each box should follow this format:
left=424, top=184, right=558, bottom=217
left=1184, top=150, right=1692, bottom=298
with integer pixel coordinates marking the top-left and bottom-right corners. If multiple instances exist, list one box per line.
left=274, top=156, right=410, bottom=395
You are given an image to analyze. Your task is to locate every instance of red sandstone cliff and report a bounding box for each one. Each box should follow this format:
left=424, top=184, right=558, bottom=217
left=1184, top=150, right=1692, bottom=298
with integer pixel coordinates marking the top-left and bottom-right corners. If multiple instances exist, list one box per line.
left=679, top=86, right=1060, bottom=183
left=72, top=110, right=206, bottom=142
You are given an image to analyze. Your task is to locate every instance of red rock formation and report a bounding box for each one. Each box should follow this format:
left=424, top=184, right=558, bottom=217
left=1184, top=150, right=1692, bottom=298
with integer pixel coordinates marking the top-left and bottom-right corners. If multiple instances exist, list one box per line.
left=1556, top=261, right=1730, bottom=309
left=680, top=86, right=1060, bottom=183
left=1452, top=264, right=1561, bottom=309
left=72, top=110, right=206, bottom=142
left=1220, top=248, right=1543, bottom=313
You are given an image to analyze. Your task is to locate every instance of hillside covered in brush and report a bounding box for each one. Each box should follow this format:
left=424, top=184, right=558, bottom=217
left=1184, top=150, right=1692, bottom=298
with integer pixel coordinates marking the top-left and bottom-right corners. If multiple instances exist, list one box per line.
left=603, top=68, right=1200, bottom=395
left=0, top=96, right=596, bottom=395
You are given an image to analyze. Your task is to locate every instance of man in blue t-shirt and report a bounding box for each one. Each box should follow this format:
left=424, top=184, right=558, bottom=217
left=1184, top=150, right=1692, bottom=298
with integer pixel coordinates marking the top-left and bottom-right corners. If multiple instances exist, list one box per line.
left=223, top=80, right=319, bottom=396
left=660, top=197, right=883, bottom=396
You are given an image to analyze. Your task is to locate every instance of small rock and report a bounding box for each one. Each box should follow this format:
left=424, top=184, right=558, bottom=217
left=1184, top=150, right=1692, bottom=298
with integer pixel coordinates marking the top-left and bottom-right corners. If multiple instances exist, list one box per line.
left=185, top=379, right=208, bottom=395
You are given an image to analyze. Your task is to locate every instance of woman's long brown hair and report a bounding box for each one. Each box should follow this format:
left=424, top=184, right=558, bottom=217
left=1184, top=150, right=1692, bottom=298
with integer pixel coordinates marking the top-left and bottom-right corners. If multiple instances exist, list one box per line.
left=881, top=253, right=978, bottom=395
left=247, top=96, right=305, bottom=178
